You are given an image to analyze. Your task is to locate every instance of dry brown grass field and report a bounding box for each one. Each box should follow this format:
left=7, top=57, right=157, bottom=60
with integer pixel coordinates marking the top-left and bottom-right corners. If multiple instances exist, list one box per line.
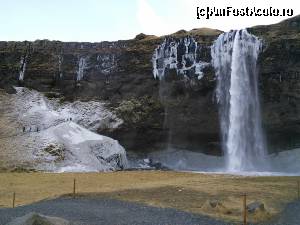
left=0, top=171, right=299, bottom=223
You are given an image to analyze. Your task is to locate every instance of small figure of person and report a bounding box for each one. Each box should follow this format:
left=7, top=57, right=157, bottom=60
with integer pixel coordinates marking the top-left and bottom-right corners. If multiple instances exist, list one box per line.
left=36, top=127, right=39, bottom=132
left=23, top=126, right=25, bottom=132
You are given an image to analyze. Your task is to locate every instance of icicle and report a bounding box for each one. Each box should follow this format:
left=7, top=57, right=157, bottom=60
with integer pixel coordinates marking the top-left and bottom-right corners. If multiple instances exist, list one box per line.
left=152, top=37, right=209, bottom=80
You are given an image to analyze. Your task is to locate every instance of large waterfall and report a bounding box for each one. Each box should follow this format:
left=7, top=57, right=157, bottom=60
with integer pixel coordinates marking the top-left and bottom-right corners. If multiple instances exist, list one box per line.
left=211, top=29, right=267, bottom=171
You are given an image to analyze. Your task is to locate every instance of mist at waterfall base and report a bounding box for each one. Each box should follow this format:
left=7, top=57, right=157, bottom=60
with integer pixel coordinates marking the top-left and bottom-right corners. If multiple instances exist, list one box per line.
left=148, top=30, right=300, bottom=175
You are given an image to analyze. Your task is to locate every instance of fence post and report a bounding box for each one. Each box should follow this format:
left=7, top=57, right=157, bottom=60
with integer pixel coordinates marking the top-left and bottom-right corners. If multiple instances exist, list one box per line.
left=12, top=192, right=16, bottom=208
left=73, top=179, right=76, bottom=199
left=297, top=181, right=300, bottom=200
left=243, top=193, right=247, bottom=225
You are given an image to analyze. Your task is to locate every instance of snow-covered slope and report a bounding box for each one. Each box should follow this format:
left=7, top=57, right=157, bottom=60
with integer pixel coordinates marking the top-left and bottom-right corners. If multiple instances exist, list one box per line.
left=14, top=87, right=122, bottom=132
left=0, top=87, right=127, bottom=172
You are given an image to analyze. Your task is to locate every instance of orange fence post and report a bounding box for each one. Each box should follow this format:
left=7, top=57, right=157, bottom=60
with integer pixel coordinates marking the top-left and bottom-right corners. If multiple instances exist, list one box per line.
left=73, top=179, right=76, bottom=199
left=243, top=193, right=247, bottom=225
left=12, top=192, right=16, bottom=208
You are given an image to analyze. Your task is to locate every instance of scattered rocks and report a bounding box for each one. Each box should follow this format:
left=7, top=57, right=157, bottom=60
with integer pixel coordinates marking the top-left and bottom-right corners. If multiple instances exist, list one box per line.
left=43, top=144, right=65, bottom=162
left=202, top=199, right=232, bottom=215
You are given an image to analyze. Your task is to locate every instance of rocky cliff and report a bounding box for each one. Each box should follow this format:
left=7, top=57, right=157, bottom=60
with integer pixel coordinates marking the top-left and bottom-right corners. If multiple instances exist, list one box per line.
left=250, top=15, right=300, bottom=152
left=0, top=16, right=299, bottom=154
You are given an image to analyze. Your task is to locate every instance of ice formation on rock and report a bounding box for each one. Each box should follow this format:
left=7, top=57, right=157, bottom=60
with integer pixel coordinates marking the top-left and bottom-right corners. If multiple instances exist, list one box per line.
left=96, top=54, right=117, bottom=74
left=152, top=37, right=210, bottom=80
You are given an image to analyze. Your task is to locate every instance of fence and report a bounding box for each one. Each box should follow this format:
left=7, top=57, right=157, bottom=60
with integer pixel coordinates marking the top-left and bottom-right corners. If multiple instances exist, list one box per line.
left=1, top=173, right=299, bottom=225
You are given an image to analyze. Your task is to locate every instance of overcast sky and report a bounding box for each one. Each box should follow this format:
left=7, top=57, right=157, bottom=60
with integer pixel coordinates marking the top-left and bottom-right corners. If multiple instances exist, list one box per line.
left=0, top=0, right=299, bottom=42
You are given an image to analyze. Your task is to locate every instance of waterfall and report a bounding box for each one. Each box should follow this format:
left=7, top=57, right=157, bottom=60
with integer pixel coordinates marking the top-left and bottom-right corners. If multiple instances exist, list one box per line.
left=58, top=55, right=63, bottom=78
left=76, top=57, right=87, bottom=81
left=19, top=56, right=27, bottom=81
left=211, top=29, right=267, bottom=171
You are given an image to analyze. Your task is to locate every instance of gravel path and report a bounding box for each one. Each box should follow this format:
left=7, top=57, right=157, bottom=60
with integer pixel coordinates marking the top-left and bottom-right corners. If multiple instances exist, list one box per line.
left=273, top=201, right=300, bottom=225
left=0, top=197, right=228, bottom=225
left=1, top=196, right=299, bottom=225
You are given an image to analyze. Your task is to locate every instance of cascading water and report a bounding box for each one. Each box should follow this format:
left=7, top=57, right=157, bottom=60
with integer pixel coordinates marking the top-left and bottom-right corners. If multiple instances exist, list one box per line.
left=211, top=29, right=267, bottom=172
left=76, top=57, right=87, bottom=81
left=19, top=55, right=27, bottom=81
left=58, top=55, right=63, bottom=78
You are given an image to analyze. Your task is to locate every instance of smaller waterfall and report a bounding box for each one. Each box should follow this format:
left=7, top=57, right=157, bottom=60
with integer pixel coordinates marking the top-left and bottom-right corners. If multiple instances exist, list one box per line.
left=152, top=37, right=209, bottom=80
left=19, top=56, right=27, bottom=81
left=58, top=55, right=63, bottom=78
left=76, top=57, right=87, bottom=81
left=212, top=29, right=267, bottom=171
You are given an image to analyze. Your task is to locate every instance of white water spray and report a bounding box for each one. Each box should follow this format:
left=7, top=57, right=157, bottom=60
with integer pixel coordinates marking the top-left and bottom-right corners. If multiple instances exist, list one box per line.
left=212, top=29, right=267, bottom=171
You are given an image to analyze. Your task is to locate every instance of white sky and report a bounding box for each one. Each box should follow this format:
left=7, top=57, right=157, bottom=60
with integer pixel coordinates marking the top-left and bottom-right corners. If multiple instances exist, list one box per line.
left=137, top=0, right=299, bottom=36
left=0, top=0, right=299, bottom=41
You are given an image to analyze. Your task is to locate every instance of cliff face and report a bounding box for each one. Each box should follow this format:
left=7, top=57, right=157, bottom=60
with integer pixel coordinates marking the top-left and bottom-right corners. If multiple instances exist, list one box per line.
left=0, top=38, right=164, bottom=152
left=250, top=15, right=300, bottom=151
left=0, top=16, right=299, bottom=154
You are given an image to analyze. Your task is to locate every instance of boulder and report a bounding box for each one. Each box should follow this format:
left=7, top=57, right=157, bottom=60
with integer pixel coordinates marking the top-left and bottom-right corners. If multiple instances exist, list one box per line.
left=246, top=201, right=271, bottom=221
left=6, top=212, right=72, bottom=225
left=247, top=201, right=265, bottom=213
